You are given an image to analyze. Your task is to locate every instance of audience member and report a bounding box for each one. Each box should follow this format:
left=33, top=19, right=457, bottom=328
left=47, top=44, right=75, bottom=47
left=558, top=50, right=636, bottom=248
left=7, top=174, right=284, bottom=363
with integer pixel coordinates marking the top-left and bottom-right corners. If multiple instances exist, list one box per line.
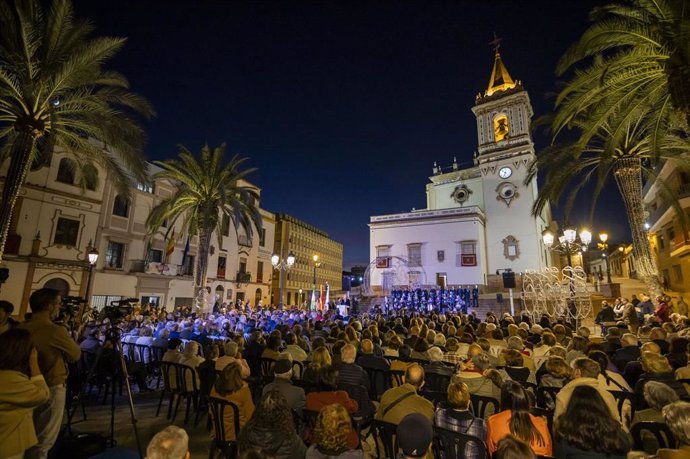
left=433, top=380, right=486, bottom=459
left=494, top=435, right=537, bottom=459
left=634, top=351, right=688, bottom=409
left=18, top=288, right=81, bottom=459
left=145, top=425, right=190, bottom=459
left=396, top=413, right=433, bottom=459
left=0, top=329, right=50, bottom=459
left=376, top=364, right=433, bottom=424
left=486, top=381, right=552, bottom=456
left=306, top=404, right=362, bottom=459
left=0, top=301, right=18, bottom=335
left=238, top=391, right=307, bottom=459
left=632, top=381, right=680, bottom=454
left=302, top=346, right=331, bottom=385
left=211, top=363, right=255, bottom=441
left=262, top=359, right=305, bottom=414
left=553, top=385, right=630, bottom=459
left=658, top=401, right=690, bottom=459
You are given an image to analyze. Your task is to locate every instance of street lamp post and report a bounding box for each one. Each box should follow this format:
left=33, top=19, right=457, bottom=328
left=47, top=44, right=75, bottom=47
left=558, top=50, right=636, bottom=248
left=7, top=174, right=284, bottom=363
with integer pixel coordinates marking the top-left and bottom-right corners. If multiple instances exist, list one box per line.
left=271, top=251, right=295, bottom=309
left=312, top=254, right=321, bottom=310
left=598, top=232, right=612, bottom=284
left=85, top=240, right=99, bottom=311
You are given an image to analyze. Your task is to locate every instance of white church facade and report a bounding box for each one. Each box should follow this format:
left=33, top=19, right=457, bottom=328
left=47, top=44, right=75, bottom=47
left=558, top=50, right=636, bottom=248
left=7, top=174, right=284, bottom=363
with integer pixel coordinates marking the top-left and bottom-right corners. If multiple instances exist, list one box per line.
left=368, top=50, right=552, bottom=293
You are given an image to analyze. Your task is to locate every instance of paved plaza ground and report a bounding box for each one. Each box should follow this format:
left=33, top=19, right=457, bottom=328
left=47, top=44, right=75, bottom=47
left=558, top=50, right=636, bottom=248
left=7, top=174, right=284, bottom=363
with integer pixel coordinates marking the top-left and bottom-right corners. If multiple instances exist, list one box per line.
left=66, top=389, right=212, bottom=458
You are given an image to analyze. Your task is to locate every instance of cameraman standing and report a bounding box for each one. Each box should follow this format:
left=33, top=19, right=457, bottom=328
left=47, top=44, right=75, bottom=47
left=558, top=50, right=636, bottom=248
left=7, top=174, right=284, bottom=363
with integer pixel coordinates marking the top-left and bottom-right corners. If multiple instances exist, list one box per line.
left=18, top=288, right=81, bottom=459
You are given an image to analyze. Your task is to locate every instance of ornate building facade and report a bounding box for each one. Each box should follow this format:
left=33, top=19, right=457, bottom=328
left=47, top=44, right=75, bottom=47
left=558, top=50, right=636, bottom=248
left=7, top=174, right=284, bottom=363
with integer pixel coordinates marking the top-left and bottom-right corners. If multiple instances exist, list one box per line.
left=368, top=50, right=552, bottom=293
left=0, top=141, right=275, bottom=317
left=271, top=213, right=343, bottom=307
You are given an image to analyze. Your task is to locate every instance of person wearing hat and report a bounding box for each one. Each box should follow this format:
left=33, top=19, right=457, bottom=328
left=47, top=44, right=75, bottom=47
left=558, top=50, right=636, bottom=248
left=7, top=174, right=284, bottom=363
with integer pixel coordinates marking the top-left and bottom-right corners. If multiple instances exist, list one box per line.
left=396, top=413, right=433, bottom=459
left=261, top=358, right=305, bottom=414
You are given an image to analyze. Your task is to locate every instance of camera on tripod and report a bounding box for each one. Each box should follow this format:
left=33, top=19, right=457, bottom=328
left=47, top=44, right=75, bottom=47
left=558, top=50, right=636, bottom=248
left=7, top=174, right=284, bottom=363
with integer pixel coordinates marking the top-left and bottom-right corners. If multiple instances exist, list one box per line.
left=99, top=298, right=137, bottom=322
left=60, top=296, right=86, bottom=319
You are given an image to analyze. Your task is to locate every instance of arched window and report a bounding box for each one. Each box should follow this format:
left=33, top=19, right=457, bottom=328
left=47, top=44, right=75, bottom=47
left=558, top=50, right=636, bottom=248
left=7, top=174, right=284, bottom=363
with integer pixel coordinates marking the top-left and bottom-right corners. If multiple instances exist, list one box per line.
left=112, top=195, right=129, bottom=218
left=42, top=278, right=70, bottom=297
left=56, top=158, right=76, bottom=184
left=82, top=164, right=98, bottom=191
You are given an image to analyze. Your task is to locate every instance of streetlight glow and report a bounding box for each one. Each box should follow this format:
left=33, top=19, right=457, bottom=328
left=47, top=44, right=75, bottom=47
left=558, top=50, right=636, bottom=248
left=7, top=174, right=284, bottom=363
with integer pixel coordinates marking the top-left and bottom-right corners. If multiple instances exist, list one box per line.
left=599, top=232, right=608, bottom=243
left=542, top=231, right=554, bottom=248
left=579, top=229, right=592, bottom=246
left=563, top=228, right=577, bottom=244
left=88, top=247, right=99, bottom=265
left=313, top=254, right=319, bottom=262
left=271, top=254, right=280, bottom=267
left=286, top=251, right=296, bottom=267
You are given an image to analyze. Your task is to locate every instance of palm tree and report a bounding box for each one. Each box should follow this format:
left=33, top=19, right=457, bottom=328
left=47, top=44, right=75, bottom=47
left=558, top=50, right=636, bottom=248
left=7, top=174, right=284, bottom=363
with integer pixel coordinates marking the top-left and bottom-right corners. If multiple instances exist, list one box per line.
left=552, top=0, right=690, bottom=148
left=529, top=105, right=690, bottom=291
left=146, top=144, right=263, bottom=299
left=0, top=0, right=154, bottom=261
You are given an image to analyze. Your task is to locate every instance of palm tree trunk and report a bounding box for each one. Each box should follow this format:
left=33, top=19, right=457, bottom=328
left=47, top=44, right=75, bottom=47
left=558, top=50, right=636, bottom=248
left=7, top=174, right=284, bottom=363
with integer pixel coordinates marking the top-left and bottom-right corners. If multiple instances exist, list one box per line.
left=613, top=157, right=661, bottom=295
left=195, top=227, right=212, bottom=293
left=0, top=131, right=38, bottom=262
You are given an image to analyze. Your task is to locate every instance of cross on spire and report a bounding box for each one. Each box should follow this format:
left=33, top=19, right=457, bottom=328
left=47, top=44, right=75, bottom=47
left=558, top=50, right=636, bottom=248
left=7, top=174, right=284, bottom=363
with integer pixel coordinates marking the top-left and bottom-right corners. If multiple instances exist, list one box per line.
left=489, top=32, right=502, bottom=53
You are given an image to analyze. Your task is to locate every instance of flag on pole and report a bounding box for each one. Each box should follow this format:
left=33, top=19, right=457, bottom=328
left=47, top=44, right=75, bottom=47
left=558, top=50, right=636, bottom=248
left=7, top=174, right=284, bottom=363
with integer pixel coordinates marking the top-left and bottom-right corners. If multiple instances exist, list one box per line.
left=310, top=290, right=316, bottom=311
left=319, top=284, right=324, bottom=311
left=181, top=236, right=190, bottom=266
left=165, top=229, right=176, bottom=259
left=325, top=282, right=330, bottom=309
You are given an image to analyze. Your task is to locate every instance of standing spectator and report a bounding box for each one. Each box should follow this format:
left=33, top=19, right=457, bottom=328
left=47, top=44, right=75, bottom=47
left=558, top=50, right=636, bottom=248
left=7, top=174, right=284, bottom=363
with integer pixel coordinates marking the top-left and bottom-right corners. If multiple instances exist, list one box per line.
left=656, top=296, right=671, bottom=323
left=211, top=363, right=255, bottom=441
left=676, top=296, right=688, bottom=317
left=18, top=288, right=81, bottom=459
left=553, top=385, right=630, bottom=459
left=238, top=391, right=307, bottom=459
left=306, top=404, right=362, bottom=459
left=0, top=329, right=50, bottom=459
left=146, top=425, right=190, bottom=459
left=0, top=300, right=18, bottom=335
left=433, top=381, right=486, bottom=459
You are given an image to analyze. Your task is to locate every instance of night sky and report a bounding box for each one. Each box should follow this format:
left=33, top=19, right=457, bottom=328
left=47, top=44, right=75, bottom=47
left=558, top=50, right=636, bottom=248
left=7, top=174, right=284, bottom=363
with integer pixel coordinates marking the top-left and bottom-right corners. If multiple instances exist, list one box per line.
left=74, top=0, right=627, bottom=269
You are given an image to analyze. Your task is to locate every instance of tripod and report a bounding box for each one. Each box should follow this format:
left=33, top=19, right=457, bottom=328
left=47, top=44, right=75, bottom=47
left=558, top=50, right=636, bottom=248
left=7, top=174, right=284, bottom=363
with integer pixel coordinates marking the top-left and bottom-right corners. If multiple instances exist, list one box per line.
left=67, top=326, right=143, bottom=457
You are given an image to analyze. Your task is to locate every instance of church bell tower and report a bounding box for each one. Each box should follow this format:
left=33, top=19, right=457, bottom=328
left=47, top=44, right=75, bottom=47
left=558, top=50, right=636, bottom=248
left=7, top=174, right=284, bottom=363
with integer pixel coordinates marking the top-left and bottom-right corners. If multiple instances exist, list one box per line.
left=471, top=42, right=550, bottom=275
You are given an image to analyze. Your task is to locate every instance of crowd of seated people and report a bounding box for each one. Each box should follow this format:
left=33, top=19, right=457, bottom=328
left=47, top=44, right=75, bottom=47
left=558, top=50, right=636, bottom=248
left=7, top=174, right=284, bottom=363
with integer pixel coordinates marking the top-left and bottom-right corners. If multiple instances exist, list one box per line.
left=3, top=288, right=690, bottom=458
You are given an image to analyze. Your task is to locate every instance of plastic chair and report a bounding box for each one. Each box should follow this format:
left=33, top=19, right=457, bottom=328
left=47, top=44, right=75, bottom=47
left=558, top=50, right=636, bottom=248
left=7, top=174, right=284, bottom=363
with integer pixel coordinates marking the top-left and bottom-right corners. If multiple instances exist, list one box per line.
left=174, top=364, right=200, bottom=424
left=291, top=360, right=304, bottom=379
left=631, top=421, right=676, bottom=451
left=610, top=390, right=635, bottom=426
left=259, top=358, right=276, bottom=380
left=156, top=362, right=180, bottom=419
left=420, top=390, right=447, bottom=408
left=424, top=370, right=452, bottom=393
left=389, top=369, right=405, bottom=387
left=208, top=397, right=240, bottom=459
left=362, top=366, right=389, bottom=400
left=469, top=394, right=499, bottom=419
left=433, top=425, right=489, bottom=459
left=371, top=419, right=399, bottom=459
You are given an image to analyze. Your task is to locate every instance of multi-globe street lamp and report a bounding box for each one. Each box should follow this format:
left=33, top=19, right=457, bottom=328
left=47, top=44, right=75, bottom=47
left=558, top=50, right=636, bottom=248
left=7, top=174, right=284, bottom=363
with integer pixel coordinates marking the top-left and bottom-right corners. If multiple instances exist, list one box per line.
left=598, top=232, right=612, bottom=284
left=85, top=241, right=99, bottom=311
left=271, top=251, right=295, bottom=308
left=542, top=226, right=592, bottom=267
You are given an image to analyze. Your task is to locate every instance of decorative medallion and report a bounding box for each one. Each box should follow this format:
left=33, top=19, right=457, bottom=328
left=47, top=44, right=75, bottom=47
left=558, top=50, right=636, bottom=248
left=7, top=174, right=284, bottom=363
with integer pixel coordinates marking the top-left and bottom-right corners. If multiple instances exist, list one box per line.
left=502, top=235, right=520, bottom=261
left=451, top=184, right=472, bottom=204
left=496, top=182, right=519, bottom=207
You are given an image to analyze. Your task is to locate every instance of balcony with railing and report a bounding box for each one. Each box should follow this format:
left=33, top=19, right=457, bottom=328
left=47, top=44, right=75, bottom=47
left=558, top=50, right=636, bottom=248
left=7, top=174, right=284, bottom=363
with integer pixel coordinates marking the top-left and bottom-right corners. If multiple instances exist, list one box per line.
left=236, top=271, right=251, bottom=284
left=647, top=183, right=690, bottom=228
left=670, top=232, right=690, bottom=257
